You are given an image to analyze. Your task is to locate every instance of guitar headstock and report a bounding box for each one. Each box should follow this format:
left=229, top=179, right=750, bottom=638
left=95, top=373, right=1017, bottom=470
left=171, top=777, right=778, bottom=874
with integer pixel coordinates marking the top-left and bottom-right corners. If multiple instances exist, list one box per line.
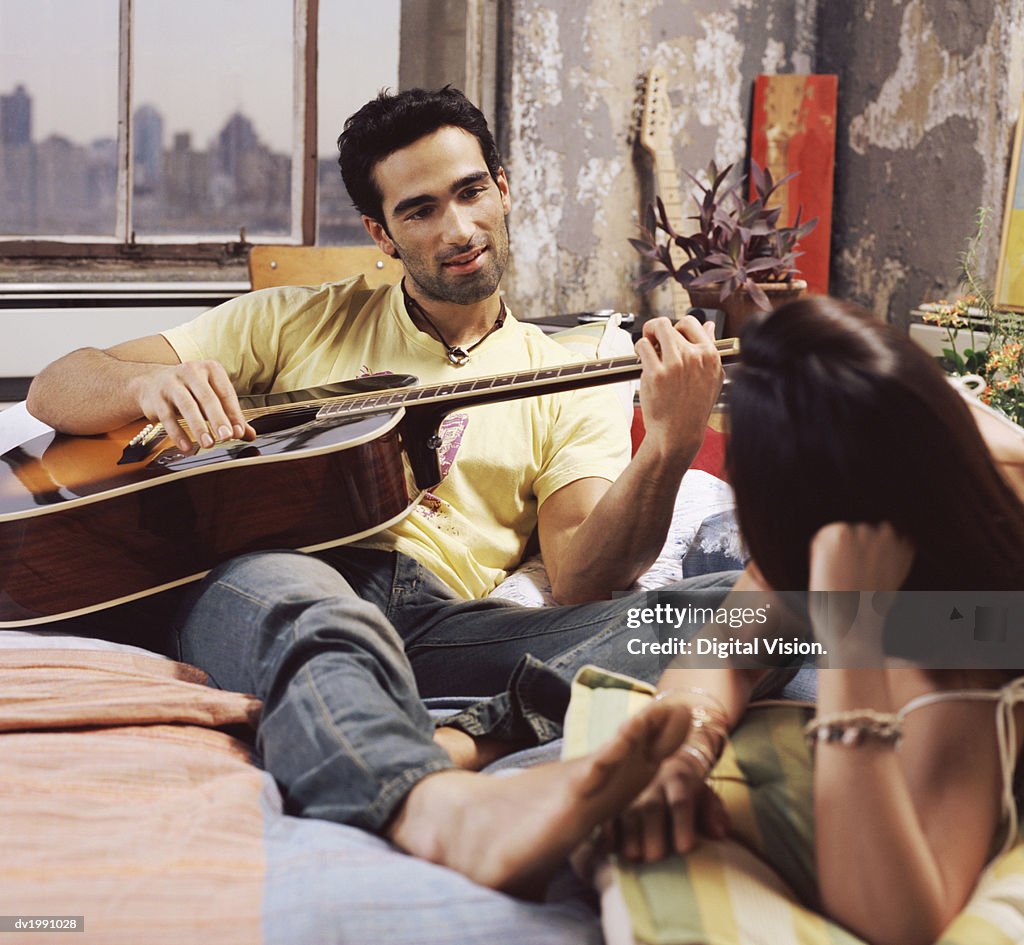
left=636, top=67, right=672, bottom=158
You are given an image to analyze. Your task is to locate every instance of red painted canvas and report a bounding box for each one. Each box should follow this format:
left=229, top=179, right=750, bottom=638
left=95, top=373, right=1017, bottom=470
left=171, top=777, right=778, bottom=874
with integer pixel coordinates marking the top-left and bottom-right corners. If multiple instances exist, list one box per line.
left=750, top=74, right=838, bottom=295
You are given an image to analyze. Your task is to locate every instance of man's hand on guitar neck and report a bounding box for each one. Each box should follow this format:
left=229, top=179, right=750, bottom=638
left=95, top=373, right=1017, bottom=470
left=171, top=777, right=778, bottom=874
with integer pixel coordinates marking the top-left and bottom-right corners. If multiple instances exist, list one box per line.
left=635, top=315, right=723, bottom=468
left=27, top=334, right=256, bottom=453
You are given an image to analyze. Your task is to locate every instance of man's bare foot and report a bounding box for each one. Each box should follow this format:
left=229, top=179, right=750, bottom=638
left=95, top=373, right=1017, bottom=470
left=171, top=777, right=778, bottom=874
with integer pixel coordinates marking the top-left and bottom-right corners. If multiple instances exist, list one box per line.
left=388, top=695, right=692, bottom=897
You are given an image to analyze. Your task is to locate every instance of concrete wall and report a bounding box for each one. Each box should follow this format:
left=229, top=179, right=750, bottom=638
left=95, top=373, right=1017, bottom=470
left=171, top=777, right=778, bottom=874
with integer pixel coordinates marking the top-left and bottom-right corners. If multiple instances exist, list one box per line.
left=496, top=0, right=1024, bottom=324
left=499, top=0, right=814, bottom=319
left=819, top=0, right=1024, bottom=324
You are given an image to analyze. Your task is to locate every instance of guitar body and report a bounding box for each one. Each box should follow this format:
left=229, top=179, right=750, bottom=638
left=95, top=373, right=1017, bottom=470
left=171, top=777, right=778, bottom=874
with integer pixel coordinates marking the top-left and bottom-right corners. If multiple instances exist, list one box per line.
left=0, top=383, right=419, bottom=626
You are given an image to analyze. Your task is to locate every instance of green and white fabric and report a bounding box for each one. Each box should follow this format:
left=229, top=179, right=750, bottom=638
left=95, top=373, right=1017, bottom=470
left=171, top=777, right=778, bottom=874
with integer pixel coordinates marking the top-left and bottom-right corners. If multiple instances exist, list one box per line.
left=562, top=666, right=1024, bottom=945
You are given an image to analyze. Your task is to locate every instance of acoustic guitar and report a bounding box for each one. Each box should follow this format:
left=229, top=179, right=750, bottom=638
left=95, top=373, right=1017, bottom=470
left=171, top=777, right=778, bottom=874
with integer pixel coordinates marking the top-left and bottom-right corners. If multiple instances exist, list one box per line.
left=0, top=340, right=738, bottom=626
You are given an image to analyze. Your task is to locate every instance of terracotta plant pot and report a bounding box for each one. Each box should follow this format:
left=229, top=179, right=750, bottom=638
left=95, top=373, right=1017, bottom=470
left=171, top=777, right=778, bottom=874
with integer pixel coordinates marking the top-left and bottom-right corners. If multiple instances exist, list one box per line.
left=687, top=279, right=807, bottom=337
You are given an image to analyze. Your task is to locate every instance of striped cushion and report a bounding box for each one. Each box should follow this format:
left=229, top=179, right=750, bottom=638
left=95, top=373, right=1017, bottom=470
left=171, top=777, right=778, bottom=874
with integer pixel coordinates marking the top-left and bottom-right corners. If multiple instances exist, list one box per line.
left=562, top=666, right=1024, bottom=945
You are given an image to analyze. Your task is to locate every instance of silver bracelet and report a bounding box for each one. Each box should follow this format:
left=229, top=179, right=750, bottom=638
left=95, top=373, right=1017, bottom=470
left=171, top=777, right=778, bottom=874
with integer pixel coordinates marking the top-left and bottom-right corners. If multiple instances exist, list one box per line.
left=803, top=710, right=903, bottom=749
left=678, top=742, right=717, bottom=778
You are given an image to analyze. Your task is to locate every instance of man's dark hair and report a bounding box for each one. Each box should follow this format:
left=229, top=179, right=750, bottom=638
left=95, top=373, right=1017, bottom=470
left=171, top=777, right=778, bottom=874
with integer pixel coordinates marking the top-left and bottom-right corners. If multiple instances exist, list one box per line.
left=337, top=86, right=501, bottom=227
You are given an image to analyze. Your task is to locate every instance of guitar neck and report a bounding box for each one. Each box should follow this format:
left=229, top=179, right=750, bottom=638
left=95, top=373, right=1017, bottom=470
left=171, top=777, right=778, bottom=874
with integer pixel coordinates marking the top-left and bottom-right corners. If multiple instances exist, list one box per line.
left=654, top=148, right=684, bottom=226
left=653, top=147, right=689, bottom=321
left=321, top=356, right=639, bottom=421
left=275, top=337, right=740, bottom=424
left=637, top=68, right=689, bottom=323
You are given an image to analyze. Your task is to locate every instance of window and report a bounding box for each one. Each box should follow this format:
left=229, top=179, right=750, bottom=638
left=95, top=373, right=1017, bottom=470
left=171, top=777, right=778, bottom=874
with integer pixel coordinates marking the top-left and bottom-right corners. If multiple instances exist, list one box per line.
left=132, top=0, right=296, bottom=241
left=0, top=0, right=120, bottom=239
left=0, top=0, right=400, bottom=271
left=317, top=0, right=401, bottom=245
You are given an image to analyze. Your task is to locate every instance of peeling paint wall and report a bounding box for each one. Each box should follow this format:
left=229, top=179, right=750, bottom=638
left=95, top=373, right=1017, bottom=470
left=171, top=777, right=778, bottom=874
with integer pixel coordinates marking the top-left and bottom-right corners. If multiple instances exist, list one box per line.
left=501, top=0, right=812, bottom=318
left=499, top=0, right=1024, bottom=324
left=820, top=0, right=1024, bottom=324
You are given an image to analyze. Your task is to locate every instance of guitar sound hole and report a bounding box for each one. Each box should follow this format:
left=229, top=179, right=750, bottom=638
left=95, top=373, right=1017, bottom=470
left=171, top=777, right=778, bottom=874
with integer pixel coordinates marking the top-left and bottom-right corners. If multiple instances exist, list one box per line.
left=250, top=409, right=318, bottom=436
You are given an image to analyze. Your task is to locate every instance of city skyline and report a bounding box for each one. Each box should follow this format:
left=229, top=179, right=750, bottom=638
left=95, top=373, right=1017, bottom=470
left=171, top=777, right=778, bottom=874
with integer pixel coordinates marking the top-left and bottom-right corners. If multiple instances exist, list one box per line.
left=0, top=0, right=400, bottom=158
left=2, top=81, right=290, bottom=158
left=0, top=80, right=364, bottom=242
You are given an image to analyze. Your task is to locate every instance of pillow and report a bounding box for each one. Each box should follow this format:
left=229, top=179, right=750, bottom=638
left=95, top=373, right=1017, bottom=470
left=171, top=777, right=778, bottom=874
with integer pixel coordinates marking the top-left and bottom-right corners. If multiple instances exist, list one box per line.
left=564, top=666, right=1024, bottom=945
left=548, top=315, right=638, bottom=425
left=547, top=314, right=634, bottom=360
left=0, top=401, right=51, bottom=455
left=0, top=629, right=170, bottom=659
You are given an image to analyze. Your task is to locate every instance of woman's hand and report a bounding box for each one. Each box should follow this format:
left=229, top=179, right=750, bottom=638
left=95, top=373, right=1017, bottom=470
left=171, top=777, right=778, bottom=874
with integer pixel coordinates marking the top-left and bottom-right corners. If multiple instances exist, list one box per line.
left=602, top=743, right=729, bottom=863
left=808, top=522, right=915, bottom=664
left=808, top=522, right=915, bottom=594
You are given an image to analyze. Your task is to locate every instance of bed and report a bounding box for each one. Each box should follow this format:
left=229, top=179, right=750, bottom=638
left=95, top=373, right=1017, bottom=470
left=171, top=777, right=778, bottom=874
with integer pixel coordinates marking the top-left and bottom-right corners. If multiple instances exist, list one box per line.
left=8, top=317, right=1020, bottom=944
left=0, top=318, right=749, bottom=944
left=0, top=633, right=608, bottom=945
left=0, top=461, right=741, bottom=945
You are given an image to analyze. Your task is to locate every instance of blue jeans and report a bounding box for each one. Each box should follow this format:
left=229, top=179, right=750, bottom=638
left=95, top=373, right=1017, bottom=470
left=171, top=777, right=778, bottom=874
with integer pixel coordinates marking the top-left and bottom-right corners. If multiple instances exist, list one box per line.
left=176, top=546, right=738, bottom=832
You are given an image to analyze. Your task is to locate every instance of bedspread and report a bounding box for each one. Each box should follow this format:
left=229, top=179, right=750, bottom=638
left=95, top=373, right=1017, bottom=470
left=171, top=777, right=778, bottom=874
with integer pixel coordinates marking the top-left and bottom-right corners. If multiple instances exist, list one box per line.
left=0, top=646, right=602, bottom=945
left=0, top=650, right=265, bottom=945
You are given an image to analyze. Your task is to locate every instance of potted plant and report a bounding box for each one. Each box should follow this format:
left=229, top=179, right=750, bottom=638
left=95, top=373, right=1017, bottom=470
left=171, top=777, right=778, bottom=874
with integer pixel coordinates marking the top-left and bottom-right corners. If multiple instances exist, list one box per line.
left=923, top=209, right=1024, bottom=428
left=631, top=159, right=817, bottom=335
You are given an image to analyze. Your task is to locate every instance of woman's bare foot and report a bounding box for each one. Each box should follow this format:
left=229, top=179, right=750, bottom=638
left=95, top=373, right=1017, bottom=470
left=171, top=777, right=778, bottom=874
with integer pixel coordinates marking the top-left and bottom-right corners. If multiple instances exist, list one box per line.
left=388, top=695, right=692, bottom=897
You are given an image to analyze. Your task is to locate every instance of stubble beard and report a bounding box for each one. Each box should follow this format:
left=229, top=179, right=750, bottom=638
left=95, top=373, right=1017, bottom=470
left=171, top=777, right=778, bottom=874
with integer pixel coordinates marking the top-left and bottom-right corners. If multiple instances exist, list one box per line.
left=400, top=220, right=510, bottom=307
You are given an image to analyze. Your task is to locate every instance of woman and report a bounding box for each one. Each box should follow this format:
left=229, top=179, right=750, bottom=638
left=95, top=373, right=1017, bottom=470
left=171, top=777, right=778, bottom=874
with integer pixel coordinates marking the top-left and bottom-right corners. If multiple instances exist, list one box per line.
left=604, top=296, right=1024, bottom=945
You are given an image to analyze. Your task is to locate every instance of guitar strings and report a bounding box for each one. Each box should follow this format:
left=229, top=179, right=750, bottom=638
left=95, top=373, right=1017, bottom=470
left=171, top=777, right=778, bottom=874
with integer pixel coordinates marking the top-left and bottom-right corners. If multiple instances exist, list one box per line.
left=148, top=338, right=738, bottom=440
left=239, top=355, right=650, bottom=423
left=238, top=337, right=738, bottom=422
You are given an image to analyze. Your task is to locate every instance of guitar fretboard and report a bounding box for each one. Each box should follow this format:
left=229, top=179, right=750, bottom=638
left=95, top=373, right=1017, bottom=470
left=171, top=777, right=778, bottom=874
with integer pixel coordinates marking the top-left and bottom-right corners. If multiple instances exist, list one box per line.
left=654, top=147, right=689, bottom=321
left=315, top=354, right=647, bottom=420
left=637, top=67, right=689, bottom=321
left=302, top=335, right=737, bottom=421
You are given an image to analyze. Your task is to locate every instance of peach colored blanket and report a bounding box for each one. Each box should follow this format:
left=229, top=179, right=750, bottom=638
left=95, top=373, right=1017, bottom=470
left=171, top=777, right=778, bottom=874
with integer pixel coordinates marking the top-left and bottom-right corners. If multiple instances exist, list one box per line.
left=0, top=649, right=266, bottom=945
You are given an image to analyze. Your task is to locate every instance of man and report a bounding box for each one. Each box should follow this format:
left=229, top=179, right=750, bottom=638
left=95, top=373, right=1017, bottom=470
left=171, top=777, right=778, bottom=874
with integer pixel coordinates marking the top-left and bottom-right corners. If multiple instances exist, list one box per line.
left=27, top=87, right=732, bottom=894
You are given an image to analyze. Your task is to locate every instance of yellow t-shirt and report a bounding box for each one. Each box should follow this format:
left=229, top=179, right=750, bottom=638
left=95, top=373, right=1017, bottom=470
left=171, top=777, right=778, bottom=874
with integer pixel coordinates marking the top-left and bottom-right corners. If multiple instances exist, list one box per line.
left=162, top=278, right=631, bottom=598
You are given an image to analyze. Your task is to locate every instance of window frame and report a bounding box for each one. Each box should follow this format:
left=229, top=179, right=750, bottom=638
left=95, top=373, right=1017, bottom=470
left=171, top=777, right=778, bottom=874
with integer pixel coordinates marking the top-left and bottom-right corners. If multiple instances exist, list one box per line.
left=0, top=0, right=318, bottom=269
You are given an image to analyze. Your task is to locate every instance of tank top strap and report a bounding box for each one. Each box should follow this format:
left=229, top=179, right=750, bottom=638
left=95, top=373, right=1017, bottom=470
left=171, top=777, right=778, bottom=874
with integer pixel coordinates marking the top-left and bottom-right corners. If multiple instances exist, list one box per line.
left=900, top=678, right=1024, bottom=857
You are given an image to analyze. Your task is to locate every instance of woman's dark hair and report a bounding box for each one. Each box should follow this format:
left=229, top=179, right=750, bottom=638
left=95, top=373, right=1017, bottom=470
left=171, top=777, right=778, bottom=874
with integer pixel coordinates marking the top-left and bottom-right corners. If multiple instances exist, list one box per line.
left=337, top=86, right=501, bottom=227
left=727, top=295, right=1024, bottom=591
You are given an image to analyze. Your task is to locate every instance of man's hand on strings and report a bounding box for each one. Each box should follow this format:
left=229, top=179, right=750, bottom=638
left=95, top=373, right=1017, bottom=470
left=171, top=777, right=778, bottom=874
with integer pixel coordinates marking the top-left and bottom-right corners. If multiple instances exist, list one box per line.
left=127, top=360, right=256, bottom=453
